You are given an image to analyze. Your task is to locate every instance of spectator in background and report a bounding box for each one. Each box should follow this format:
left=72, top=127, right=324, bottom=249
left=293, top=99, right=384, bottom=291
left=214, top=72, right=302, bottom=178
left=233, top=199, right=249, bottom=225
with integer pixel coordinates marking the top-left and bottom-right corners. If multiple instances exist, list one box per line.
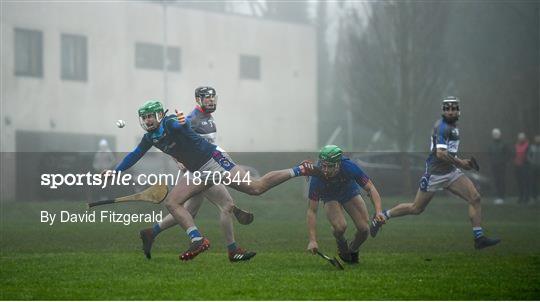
left=514, top=132, right=530, bottom=204
left=93, top=139, right=116, bottom=172
left=92, top=139, right=116, bottom=199
left=527, top=134, right=540, bottom=203
left=489, top=128, right=510, bottom=205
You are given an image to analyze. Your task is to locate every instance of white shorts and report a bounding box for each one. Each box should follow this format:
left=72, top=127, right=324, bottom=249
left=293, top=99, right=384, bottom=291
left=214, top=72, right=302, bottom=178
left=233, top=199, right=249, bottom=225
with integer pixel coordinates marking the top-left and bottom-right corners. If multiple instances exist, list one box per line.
left=179, top=149, right=236, bottom=186
left=419, top=169, right=464, bottom=192
left=197, top=149, right=236, bottom=173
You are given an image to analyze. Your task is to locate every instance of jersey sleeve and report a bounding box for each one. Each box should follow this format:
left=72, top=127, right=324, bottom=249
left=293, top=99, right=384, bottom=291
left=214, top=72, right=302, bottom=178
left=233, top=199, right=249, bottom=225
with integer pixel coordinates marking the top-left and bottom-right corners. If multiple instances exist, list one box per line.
left=345, top=160, right=370, bottom=188
left=435, top=123, right=450, bottom=149
left=186, top=110, right=196, bottom=123
left=114, top=137, right=152, bottom=172
left=308, top=177, right=321, bottom=201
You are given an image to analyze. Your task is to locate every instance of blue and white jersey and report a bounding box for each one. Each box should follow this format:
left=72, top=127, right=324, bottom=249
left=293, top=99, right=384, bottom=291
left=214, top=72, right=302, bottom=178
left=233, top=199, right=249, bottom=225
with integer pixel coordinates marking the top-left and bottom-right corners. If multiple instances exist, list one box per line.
left=114, top=114, right=217, bottom=172
left=308, top=157, right=370, bottom=203
left=187, top=106, right=217, bottom=144
left=425, top=118, right=460, bottom=175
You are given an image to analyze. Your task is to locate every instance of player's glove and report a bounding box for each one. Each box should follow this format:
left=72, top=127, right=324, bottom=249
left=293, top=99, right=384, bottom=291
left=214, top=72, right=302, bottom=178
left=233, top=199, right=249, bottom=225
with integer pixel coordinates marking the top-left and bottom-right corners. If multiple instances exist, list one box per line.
left=469, top=156, right=480, bottom=172
left=175, top=109, right=186, bottom=125
left=374, top=212, right=386, bottom=224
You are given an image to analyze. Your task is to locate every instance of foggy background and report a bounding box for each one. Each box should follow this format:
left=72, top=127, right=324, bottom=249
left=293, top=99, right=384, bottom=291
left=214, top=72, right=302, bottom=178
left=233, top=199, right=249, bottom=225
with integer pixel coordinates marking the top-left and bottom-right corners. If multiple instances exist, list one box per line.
left=1, top=0, right=539, bottom=201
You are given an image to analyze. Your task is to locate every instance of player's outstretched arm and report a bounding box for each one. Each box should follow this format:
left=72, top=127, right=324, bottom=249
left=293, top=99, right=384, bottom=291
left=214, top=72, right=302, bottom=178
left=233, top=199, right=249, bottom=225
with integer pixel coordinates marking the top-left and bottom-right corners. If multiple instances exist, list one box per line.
left=364, top=180, right=386, bottom=222
left=112, top=139, right=152, bottom=172
left=306, top=199, right=319, bottom=254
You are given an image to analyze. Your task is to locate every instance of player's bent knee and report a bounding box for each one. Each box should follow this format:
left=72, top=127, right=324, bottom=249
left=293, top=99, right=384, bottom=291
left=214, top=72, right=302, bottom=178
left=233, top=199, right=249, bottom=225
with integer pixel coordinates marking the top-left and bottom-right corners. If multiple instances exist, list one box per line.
left=165, top=199, right=178, bottom=211
left=222, top=203, right=234, bottom=214
left=410, top=206, right=425, bottom=215
left=471, top=194, right=481, bottom=205
left=244, top=184, right=264, bottom=196
left=357, top=222, right=369, bottom=233
left=332, top=223, right=347, bottom=235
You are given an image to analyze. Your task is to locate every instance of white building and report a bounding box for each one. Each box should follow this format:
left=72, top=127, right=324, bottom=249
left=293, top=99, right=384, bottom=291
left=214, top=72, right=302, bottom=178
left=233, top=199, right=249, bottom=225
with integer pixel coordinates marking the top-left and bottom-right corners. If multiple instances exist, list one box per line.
left=1, top=1, right=317, bottom=200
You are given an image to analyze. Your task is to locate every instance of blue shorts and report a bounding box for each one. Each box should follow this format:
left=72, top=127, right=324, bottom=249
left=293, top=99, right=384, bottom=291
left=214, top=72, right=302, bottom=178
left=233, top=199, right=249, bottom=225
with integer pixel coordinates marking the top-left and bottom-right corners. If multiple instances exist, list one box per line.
left=319, top=183, right=362, bottom=205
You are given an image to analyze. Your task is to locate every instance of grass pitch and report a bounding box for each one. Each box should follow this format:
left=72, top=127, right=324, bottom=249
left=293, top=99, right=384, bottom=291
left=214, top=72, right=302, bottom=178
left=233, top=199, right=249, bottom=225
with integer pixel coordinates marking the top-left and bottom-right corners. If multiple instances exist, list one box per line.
left=1, top=182, right=539, bottom=300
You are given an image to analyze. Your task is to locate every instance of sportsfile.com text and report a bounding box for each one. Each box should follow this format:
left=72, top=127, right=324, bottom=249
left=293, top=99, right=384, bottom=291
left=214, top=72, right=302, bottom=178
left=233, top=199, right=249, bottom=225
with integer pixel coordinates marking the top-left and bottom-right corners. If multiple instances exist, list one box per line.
left=40, top=170, right=252, bottom=189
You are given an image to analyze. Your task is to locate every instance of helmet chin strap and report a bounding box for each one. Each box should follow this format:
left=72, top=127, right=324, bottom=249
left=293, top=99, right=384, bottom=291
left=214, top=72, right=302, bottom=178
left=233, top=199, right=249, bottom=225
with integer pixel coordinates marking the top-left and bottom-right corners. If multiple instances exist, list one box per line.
left=152, top=110, right=168, bottom=130
left=203, top=106, right=216, bottom=113
left=152, top=110, right=168, bottom=129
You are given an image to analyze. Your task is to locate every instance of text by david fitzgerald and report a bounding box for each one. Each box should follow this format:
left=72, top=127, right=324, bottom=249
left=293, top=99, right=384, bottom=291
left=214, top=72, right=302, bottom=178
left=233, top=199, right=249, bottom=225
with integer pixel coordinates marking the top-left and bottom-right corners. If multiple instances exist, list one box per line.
left=40, top=210, right=163, bottom=226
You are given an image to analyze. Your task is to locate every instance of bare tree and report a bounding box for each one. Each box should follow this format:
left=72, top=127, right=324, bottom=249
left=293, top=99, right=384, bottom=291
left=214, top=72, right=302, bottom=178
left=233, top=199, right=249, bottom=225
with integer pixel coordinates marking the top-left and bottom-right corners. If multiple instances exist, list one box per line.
left=265, top=1, right=309, bottom=23
left=336, top=1, right=452, bottom=152
left=334, top=1, right=452, bottom=192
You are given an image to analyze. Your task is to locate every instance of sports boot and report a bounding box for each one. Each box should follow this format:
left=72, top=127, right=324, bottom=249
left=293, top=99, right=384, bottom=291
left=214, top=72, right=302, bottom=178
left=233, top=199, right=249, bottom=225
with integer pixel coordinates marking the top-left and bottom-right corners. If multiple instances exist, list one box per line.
left=228, top=247, right=257, bottom=262
left=180, top=237, right=210, bottom=261
left=474, top=236, right=500, bottom=250
left=337, top=239, right=352, bottom=263
left=139, top=228, right=155, bottom=259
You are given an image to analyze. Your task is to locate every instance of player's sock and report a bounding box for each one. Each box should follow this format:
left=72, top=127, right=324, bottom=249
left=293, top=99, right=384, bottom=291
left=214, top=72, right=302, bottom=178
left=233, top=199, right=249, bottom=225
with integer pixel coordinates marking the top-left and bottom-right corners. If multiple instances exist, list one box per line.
left=227, top=242, right=238, bottom=252
left=152, top=223, right=162, bottom=237
left=349, top=244, right=359, bottom=253
left=336, top=238, right=349, bottom=253
left=473, top=227, right=484, bottom=239
left=186, top=226, right=203, bottom=242
left=383, top=209, right=391, bottom=220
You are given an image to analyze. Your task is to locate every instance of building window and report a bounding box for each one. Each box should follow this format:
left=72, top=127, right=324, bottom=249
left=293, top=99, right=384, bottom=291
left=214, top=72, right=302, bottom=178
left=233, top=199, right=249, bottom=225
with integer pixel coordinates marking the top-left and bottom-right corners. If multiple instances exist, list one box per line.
left=14, top=28, right=43, bottom=77
left=239, top=55, right=260, bottom=80
left=135, top=42, right=180, bottom=72
left=61, top=34, right=87, bottom=81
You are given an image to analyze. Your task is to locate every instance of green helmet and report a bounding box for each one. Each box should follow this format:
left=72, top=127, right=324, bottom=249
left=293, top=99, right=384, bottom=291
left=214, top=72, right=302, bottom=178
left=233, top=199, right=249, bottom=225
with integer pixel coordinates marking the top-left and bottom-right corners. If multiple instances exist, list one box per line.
left=138, top=100, right=164, bottom=117
left=138, top=100, right=164, bottom=131
left=319, top=145, right=343, bottom=163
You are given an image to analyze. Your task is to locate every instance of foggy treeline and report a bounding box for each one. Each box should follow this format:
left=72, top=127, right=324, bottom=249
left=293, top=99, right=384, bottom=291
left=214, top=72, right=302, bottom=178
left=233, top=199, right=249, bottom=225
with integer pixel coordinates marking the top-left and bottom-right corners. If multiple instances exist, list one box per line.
left=323, top=1, right=539, bottom=153
left=154, top=0, right=539, bottom=152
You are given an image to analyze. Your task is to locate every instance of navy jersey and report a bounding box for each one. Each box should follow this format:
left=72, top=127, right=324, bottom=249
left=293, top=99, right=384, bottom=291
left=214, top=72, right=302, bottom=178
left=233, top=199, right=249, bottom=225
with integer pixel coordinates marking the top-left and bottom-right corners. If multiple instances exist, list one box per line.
left=308, top=157, right=370, bottom=202
left=115, top=114, right=217, bottom=172
left=425, top=118, right=460, bottom=175
left=187, top=106, right=217, bottom=144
